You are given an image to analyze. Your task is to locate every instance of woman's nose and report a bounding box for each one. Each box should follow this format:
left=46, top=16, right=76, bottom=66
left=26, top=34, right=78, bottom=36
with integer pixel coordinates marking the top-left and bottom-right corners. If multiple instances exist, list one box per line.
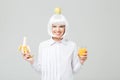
left=56, top=27, right=60, bottom=31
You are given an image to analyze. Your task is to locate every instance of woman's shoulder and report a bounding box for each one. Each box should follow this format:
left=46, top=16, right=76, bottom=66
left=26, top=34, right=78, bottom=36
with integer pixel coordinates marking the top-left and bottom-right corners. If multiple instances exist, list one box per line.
left=65, top=39, right=77, bottom=46
left=38, top=39, right=50, bottom=47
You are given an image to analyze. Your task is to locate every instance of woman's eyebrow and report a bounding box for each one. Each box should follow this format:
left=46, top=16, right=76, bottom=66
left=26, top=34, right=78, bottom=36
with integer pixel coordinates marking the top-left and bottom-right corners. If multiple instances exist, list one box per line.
left=59, top=25, right=65, bottom=27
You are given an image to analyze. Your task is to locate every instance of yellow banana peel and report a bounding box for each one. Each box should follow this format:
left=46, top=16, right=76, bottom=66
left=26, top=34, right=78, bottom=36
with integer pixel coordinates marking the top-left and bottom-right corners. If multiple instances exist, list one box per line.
left=18, top=37, right=32, bottom=58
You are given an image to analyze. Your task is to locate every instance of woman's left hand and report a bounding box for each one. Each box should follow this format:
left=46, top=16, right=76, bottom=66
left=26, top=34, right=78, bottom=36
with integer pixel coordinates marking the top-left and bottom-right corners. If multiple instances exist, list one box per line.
left=79, top=53, right=88, bottom=65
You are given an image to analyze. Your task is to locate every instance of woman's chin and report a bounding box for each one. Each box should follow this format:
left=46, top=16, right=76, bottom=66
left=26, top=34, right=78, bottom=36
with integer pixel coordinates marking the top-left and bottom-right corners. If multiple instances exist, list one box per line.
left=52, top=36, right=62, bottom=39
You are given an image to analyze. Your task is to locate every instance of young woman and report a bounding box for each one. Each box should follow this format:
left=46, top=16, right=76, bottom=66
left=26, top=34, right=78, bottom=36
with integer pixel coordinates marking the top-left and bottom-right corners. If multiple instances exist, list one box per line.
left=22, top=8, right=87, bottom=80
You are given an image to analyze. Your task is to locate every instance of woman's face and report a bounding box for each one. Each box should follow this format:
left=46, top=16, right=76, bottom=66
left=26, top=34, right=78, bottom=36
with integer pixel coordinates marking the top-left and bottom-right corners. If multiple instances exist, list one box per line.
left=52, top=23, right=65, bottom=39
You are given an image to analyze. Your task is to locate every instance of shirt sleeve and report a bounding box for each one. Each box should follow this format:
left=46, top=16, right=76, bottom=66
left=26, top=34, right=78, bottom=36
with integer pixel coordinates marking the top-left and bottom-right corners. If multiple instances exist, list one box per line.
left=31, top=43, right=42, bottom=74
left=71, top=43, right=81, bottom=73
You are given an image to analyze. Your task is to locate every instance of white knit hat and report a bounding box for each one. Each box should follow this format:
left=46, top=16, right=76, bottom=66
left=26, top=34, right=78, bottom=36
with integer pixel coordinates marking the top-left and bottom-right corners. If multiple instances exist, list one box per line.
left=47, top=8, right=69, bottom=38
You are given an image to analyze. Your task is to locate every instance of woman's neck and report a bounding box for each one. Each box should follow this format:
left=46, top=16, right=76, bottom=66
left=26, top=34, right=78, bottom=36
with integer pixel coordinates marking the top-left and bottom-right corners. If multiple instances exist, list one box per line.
left=52, top=37, right=63, bottom=42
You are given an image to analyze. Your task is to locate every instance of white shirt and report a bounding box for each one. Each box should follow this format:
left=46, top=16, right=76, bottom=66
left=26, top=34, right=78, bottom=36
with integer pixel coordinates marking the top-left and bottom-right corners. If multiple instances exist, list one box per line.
left=32, top=38, right=81, bottom=80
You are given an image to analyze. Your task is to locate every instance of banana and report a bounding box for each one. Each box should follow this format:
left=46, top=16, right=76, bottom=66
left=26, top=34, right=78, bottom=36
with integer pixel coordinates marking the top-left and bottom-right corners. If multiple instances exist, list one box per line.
left=18, top=37, right=32, bottom=58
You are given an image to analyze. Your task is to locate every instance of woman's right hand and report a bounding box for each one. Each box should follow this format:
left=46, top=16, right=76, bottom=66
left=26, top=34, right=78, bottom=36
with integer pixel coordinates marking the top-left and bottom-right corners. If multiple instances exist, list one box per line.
left=22, top=53, right=34, bottom=64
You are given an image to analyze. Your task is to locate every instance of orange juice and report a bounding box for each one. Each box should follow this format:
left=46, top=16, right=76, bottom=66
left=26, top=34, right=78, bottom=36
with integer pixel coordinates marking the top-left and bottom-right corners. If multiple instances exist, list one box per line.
left=78, top=48, right=87, bottom=57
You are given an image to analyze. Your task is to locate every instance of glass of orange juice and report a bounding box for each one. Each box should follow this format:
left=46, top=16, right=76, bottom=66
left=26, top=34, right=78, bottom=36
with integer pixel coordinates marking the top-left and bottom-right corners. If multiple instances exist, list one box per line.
left=78, top=47, right=87, bottom=57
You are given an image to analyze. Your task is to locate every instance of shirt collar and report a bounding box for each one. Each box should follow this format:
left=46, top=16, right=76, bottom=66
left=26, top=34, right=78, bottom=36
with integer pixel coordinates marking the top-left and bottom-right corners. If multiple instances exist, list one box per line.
left=48, top=37, right=67, bottom=46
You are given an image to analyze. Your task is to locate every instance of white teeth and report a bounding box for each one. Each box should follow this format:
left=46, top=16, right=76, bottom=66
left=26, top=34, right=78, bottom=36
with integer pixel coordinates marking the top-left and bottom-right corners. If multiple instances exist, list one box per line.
left=56, top=33, right=61, bottom=34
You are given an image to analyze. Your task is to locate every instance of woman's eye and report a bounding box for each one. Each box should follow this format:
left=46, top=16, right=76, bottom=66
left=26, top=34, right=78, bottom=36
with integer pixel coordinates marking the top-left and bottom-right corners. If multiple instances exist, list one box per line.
left=52, top=26, right=57, bottom=28
left=60, top=25, right=65, bottom=28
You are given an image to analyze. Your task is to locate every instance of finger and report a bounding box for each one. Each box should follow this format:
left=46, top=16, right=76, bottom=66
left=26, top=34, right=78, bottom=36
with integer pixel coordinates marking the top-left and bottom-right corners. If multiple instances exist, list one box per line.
left=23, top=53, right=26, bottom=56
left=23, top=55, right=32, bottom=60
left=80, top=58, right=87, bottom=62
left=80, top=56, right=87, bottom=60
left=26, top=56, right=31, bottom=59
left=81, top=55, right=87, bottom=58
left=83, top=53, right=88, bottom=56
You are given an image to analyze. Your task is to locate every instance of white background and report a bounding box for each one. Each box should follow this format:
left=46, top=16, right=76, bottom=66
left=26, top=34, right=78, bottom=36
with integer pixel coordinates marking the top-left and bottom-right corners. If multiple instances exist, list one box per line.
left=0, top=0, right=120, bottom=80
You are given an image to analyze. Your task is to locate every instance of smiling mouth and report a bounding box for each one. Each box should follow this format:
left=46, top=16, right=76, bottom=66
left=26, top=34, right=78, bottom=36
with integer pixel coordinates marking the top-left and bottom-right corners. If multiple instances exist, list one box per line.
left=56, top=33, right=61, bottom=35
left=56, top=34, right=61, bottom=36
left=55, top=32, right=61, bottom=35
